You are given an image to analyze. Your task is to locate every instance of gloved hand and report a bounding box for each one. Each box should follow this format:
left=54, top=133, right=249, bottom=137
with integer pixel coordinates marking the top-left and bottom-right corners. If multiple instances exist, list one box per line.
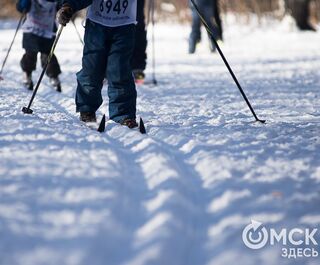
left=57, top=3, right=73, bottom=26
left=16, top=0, right=31, bottom=13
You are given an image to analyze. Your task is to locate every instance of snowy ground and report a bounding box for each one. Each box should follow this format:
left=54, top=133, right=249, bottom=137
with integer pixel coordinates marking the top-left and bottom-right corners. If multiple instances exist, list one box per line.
left=0, top=17, right=320, bottom=265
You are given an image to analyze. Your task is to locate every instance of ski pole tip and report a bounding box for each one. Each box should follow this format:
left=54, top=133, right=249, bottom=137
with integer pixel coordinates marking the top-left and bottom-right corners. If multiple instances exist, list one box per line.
left=22, top=106, right=33, bottom=114
left=257, top=119, right=266, bottom=124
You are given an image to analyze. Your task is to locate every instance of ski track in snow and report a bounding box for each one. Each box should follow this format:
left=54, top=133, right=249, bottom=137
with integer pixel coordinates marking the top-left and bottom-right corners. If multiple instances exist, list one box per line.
left=0, top=19, right=320, bottom=265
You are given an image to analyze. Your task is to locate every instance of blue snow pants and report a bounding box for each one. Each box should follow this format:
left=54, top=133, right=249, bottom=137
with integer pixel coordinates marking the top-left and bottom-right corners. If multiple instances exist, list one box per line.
left=76, top=19, right=137, bottom=123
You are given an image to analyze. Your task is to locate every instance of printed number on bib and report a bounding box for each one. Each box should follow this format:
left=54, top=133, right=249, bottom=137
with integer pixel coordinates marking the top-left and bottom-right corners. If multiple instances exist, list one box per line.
left=99, top=0, right=129, bottom=15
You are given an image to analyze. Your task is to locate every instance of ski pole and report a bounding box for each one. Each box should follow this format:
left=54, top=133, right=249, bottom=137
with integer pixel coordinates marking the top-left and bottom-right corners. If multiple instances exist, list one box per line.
left=0, top=13, right=25, bottom=80
left=150, top=0, right=157, bottom=85
left=72, top=20, right=84, bottom=45
left=22, top=25, right=64, bottom=114
left=190, top=0, right=265, bottom=123
left=147, top=0, right=157, bottom=85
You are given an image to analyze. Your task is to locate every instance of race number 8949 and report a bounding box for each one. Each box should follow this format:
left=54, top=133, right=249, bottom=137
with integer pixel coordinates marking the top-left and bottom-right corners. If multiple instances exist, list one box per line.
left=100, top=0, right=129, bottom=14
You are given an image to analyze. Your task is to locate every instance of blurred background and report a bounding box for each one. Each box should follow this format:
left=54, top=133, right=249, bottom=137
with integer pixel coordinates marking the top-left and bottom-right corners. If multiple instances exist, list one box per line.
left=1, top=0, right=319, bottom=31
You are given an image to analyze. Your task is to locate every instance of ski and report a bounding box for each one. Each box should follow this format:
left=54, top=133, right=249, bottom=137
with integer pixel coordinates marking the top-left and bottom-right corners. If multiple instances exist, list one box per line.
left=97, top=114, right=106, bottom=132
left=139, top=117, right=146, bottom=134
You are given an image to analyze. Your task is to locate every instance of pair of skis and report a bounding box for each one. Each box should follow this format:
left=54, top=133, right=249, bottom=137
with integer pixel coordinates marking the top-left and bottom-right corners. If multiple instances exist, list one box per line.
left=96, top=115, right=146, bottom=134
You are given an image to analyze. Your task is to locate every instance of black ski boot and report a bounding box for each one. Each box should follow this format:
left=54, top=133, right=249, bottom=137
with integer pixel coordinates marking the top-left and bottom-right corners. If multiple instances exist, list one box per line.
left=23, top=72, right=33, bottom=90
left=80, top=112, right=96, bottom=123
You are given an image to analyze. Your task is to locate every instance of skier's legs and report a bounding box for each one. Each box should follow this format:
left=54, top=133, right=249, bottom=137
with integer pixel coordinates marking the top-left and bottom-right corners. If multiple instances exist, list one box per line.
left=189, top=0, right=220, bottom=52
left=76, top=20, right=108, bottom=113
left=106, top=24, right=136, bottom=123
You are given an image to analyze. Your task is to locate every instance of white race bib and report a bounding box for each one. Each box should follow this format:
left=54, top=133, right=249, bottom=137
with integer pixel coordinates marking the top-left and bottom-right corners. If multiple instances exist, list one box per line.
left=87, top=0, right=137, bottom=27
left=22, top=0, right=57, bottom=39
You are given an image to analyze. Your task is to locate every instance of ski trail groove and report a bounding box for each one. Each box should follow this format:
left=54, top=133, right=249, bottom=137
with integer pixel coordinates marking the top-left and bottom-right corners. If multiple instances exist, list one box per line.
left=0, top=83, right=150, bottom=265
left=105, top=123, right=212, bottom=265
left=29, top=82, right=164, bottom=265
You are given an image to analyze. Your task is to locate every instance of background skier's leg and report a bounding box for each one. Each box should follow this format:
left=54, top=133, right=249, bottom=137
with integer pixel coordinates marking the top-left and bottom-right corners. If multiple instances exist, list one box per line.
left=41, top=54, right=61, bottom=78
left=131, top=0, right=147, bottom=78
left=189, top=6, right=202, bottom=54
left=20, top=51, right=37, bottom=90
left=41, top=53, right=62, bottom=92
left=20, top=51, right=37, bottom=74
left=201, top=7, right=219, bottom=52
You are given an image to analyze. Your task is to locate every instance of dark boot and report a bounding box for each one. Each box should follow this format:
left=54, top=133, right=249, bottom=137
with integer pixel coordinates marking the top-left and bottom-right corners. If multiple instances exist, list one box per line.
left=49, top=76, right=62, bottom=92
left=23, top=72, right=33, bottom=90
left=80, top=112, right=96, bottom=123
left=121, top=118, right=138, bottom=129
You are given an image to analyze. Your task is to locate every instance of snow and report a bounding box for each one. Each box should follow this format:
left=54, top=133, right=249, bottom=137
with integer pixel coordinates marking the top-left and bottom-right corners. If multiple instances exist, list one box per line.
left=1, top=16, right=320, bottom=265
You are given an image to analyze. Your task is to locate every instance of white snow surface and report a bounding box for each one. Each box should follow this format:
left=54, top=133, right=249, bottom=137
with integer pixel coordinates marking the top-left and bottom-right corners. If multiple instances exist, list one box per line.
left=0, top=18, right=320, bottom=265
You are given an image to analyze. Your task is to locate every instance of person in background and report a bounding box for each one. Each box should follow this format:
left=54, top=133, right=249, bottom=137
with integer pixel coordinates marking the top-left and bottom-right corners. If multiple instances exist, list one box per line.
left=16, top=0, right=63, bottom=92
left=57, top=0, right=138, bottom=128
left=132, top=0, right=147, bottom=84
left=188, top=0, right=220, bottom=54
